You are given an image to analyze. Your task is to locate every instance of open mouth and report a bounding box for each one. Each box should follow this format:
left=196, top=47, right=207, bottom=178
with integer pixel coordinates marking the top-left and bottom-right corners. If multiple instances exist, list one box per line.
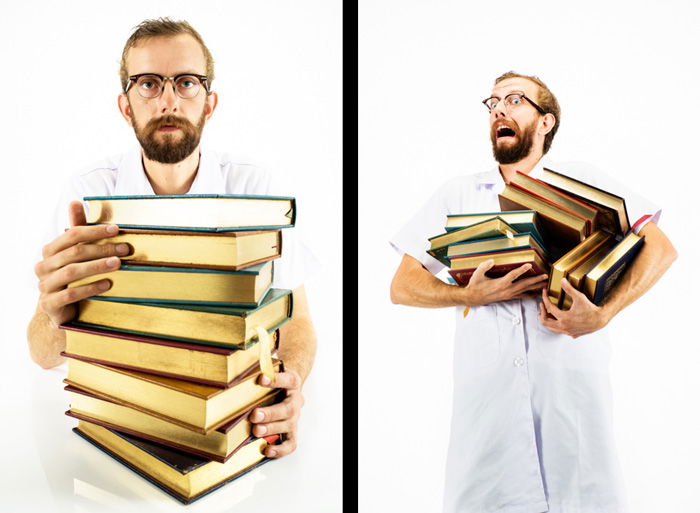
left=496, top=126, right=516, bottom=138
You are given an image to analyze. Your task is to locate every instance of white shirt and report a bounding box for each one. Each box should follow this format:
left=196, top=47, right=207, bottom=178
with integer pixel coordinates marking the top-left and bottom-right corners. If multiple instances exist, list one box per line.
left=48, top=145, right=317, bottom=290
left=390, top=157, right=661, bottom=513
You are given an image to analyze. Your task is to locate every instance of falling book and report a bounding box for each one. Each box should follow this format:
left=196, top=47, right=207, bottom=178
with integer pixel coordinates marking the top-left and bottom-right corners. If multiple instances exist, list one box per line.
left=94, top=228, right=282, bottom=271
left=447, top=248, right=549, bottom=287
left=69, top=261, right=273, bottom=307
left=445, top=210, right=545, bottom=242
left=583, top=231, right=645, bottom=305
left=73, top=420, right=278, bottom=504
left=74, top=288, right=292, bottom=350
left=84, top=194, right=296, bottom=231
left=541, top=167, right=630, bottom=235
left=547, top=231, right=614, bottom=307
left=64, top=357, right=283, bottom=434
left=61, top=324, right=282, bottom=386
left=427, top=217, right=520, bottom=266
left=66, top=386, right=284, bottom=462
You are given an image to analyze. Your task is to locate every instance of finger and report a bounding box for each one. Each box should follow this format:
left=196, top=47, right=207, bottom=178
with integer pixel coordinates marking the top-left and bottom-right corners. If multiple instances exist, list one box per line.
left=250, top=396, right=301, bottom=424
left=252, top=418, right=293, bottom=438
left=68, top=201, right=87, bottom=228
left=560, top=278, right=587, bottom=304
left=265, top=437, right=297, bottom=458
left=42, top=224, right=120, bottom=259
left=39, top=256, right=121, bottom=294
left=470, top=259, right=495, bottom=282
left=502, top=263, right=532, bottom=283
left=259, top=370, right=302, bottom=389
left=39, top=279, right=112, bottom=316
left=43, top=242, right=130, bottom=275
left=513, top=273, right=549, bottom=293
left=538, top=293, right=558, bottom=320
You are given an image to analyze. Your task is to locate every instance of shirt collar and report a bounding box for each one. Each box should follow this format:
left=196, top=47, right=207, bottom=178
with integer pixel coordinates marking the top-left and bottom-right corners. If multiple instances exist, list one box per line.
left=477, top=155, right=553, bottom=185
left=113, top=145, right=225, bottom=195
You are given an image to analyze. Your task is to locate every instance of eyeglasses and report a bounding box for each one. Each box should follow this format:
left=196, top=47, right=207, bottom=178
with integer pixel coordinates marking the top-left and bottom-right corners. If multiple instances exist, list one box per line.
left=482, top=92, right=546, bottom=115
left=124, top=73, right=210, bottom=99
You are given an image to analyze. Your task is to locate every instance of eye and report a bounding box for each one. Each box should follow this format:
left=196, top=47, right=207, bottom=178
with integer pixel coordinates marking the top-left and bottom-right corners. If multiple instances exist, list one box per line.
left=510, top=96, right=523, bottom=105
left=177, top=76, right=198, bottom=89
left=137, top=75, right=161, bottom=90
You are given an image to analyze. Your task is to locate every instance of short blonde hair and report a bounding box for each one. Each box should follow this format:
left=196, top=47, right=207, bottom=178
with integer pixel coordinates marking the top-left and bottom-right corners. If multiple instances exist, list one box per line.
left=119, top=17, right=215, bottom=92
left=494, top=71, right=560, bottom=154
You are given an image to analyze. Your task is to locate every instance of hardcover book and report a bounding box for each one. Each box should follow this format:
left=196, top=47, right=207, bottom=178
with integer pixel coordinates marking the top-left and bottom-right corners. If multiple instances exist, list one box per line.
left=61, top=324, right=282, bottom=386
left=66, top=386, right=284, bottom=462
left=447, top=248, right=550, bottom=287
left=74, top=288, right=292, bottom=349
left=73, top=420, right=278, bottom=504
left=94, top=228, right=282, bottom=271
left=64, top=357, right=283, bottom=434
left=445, top=210, right=545, bottom=242
left=541, top=167, right=630, bottom=235
left=68, top=261, right=273, bottom=307
left=446, top=232, right=548, bottom=261
left=583, top=231, right=645, bottom=304
left=560, top=237, right=617, bottom=309
left=84, top=194, right=296, bottom=231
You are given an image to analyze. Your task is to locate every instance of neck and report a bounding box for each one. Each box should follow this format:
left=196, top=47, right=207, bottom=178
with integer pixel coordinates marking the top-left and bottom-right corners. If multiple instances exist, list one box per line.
left=498, top=149, right=544, bottom=184
left=141, top=147, right=200, bottom=195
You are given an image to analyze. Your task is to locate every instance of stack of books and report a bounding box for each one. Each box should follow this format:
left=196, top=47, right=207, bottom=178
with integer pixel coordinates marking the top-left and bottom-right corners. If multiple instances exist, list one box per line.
left=61, top=193, right=296, bottom=503
left=427, top=168, right=645, bottom=309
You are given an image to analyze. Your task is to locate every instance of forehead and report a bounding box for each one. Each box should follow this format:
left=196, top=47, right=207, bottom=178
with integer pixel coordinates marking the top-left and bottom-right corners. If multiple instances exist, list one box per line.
left=125, top=34, right=206, bottom=75
left=491, top=77, right=539, bottom=98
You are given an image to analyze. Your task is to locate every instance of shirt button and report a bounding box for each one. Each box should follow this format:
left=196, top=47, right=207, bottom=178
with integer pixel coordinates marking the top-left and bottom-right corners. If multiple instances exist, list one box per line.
left=512, top=316, right=521, bottom=325
left=513, top=357, right=525, bottom=367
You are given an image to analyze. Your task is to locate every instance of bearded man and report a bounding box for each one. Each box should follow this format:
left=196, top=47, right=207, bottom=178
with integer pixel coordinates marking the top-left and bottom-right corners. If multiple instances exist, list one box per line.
left=28, top=18, right=316, bottom=460
left=390, top=72, right=676, bottom=513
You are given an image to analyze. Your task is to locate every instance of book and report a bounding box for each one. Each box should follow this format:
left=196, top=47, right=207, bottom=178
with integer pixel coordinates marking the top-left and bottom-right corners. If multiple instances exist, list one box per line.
left=510, top=171, right=599, bottom=233
left=541, top=167, right=630, bottom=235
left=68, top=261, right=273, bottom=307
left=498, top=183, right=589, bottom=259
left=74, top=288, right=292, bottom=349
left=445, top=210, right=545, bottom=242
left=61, top=324, right=282, bottom=386
left=583, top=231, right=645, bottom=305
left=446, top=232, right=548, bottom=261
left=93, top=228, right=282, bottom=271
left=546, top=231, right=614, bottom=307
left=84, top=194, right=296, bottom=231
left=66, top=385, right=284, bottom=462
left=73, top=420, right=278, bottom=504
left=427, top=217, right=520, bottom=266
left=64, top=357, right=283, bottom=434
left=447, top=248, right=550, bottom=287
left=560, top=237, right=618, bottom=309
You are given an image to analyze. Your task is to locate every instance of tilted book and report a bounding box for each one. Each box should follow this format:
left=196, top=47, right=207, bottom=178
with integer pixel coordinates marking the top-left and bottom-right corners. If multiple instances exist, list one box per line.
left=69, top=261, right=273, bottom=307
left=73, top=420, right=279, bottom=504
left=74, top=288, right=292, bottom=349
left=84, top=194, right=296, bottom=231
left=445, top=210, right=545, bottom=243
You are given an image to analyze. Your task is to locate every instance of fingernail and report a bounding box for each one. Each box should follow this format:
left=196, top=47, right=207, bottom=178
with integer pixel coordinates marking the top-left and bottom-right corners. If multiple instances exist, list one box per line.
left=106, top=224, right=119, bottom=235
left=256, top=425, right=267, bottom=435
left=107, top=256, right=120, bottom=268
left=267, top=449, right=277, bottom=457
left=116, top=243, right=130, bottom=255
left=252, top=410, right=264, bottom=422
left=260, top=375, right=272, bottom=386
left=99, top=280, right=111, bottom=291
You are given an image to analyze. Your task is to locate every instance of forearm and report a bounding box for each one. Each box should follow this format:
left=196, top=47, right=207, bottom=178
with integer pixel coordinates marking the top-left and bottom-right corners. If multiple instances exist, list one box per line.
left=599, top=222, right=677, bottom=323
left=390, top=254, right=467, bottom=308
left=27, top=307, right=67, bottom=369
left=276, top=287, right=316, bottom=384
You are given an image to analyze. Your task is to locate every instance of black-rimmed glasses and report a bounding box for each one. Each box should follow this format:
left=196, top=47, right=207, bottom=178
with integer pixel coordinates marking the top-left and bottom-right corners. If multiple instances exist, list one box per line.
left=124, top=73, right=210, bottom=99
left=482, top=92, right=546, bottom=115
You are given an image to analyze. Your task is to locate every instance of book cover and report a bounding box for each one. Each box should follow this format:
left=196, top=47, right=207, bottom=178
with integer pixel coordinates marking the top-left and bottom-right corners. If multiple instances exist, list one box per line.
left=427, top=218, right=520, bottom=266
left=583, top=232, right=645, bottom=304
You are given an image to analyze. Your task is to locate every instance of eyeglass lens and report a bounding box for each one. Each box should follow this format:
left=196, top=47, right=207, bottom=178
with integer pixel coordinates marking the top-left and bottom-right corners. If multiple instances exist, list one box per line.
left=485, top=93, right=525, bottom=111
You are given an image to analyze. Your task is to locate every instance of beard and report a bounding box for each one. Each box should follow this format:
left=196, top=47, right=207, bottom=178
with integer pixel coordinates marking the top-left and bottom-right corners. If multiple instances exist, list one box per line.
left=132, top=109, right=207, bottom=164
left=490, top=118, right=537, bottom=165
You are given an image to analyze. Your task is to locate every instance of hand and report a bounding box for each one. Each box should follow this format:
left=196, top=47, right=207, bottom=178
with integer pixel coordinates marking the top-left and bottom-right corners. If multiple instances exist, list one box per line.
left=538, top=278, right=609, bottom=338
left=34, top=201, right=130, bottom=327
left=465, top=259, right=549, bottom=306
left=249, top=369, right=304, bottom=458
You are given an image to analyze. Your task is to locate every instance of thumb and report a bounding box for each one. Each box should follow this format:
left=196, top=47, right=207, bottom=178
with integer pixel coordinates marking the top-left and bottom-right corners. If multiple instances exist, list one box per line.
left=68, top=201, right=87, bottom=228
left=471, top=258, right=495, bottom=281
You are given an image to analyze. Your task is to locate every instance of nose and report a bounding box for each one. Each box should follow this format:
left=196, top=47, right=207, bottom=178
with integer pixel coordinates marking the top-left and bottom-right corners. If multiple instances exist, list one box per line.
left=157, top=79, right=179, bottom=113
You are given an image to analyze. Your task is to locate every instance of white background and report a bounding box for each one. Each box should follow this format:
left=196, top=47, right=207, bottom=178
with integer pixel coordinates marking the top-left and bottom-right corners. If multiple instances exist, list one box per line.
left=0, top=1, right=342, bottom=512
left=360, top=1, right=700, bottom=512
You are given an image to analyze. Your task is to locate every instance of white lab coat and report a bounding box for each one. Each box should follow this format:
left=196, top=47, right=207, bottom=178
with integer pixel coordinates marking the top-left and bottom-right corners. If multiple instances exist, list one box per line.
left=390, top=158, right=660, bottom=513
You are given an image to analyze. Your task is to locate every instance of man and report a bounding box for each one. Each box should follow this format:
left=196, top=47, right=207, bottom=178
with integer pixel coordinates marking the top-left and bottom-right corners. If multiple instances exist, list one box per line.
left=390, top=72, right=677, bottom=513
left=27, top=18, right=316, bottom=460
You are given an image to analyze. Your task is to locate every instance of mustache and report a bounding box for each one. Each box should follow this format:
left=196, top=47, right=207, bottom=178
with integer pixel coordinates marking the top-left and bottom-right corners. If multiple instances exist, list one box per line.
left=144, top=115, right=193, bottom=133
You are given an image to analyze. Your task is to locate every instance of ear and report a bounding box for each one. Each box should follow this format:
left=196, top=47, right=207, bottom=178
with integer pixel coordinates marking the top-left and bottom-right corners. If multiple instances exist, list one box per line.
left=117, top=93, right=134, bottom=126
left=204, top=91, right=218, bottom=121
left=539, top=113, right=556, bottom=136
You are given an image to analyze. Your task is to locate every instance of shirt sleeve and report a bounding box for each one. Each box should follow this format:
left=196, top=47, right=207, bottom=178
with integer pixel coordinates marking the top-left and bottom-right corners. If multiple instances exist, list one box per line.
left=389, top=179, right=458, bottom=276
